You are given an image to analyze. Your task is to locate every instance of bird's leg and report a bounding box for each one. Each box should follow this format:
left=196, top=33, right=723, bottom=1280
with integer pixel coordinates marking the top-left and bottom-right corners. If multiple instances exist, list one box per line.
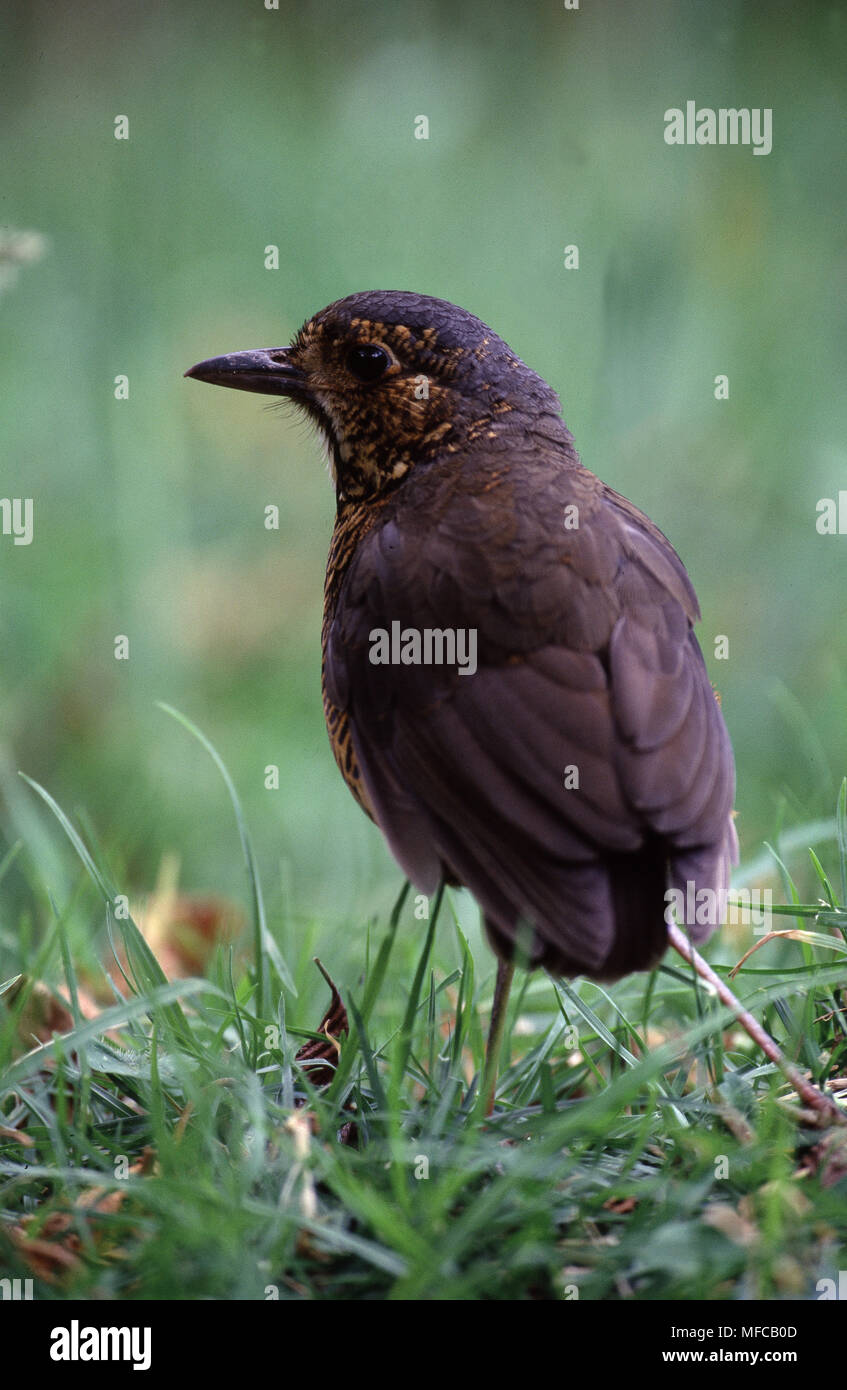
left=667, top=922, right=845, bottom=1128
left=480, top=957, right=516, bottom=1117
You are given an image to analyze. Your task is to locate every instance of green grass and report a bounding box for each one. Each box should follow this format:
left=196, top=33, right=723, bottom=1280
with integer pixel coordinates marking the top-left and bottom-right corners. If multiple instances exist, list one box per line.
left=1, top=722, right=845, bottom=1301
left=2, top=0, right=847, bottom=919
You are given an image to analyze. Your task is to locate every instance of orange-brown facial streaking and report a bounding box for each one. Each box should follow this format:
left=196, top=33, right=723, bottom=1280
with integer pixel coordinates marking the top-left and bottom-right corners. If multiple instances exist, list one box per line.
left=186, top=291, right=566, bottom=503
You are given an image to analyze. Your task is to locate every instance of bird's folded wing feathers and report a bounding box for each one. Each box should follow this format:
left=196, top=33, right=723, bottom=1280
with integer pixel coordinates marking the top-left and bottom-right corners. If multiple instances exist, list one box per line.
left=324, top=458, right=734, bottom=970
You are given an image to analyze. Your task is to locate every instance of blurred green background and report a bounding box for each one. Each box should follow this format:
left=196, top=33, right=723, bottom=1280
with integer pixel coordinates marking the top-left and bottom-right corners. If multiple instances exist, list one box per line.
left=2, top=0, right=846, bottom=1010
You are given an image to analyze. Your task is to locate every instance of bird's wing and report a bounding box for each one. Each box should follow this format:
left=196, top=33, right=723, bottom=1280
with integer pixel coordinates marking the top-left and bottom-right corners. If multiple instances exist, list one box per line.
left=325, top=451, right=735, bottom=974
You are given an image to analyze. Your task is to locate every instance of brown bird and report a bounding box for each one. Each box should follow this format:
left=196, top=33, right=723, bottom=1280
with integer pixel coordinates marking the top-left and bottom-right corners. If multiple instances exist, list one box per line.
left=186, top=290, right=739, bottom=1108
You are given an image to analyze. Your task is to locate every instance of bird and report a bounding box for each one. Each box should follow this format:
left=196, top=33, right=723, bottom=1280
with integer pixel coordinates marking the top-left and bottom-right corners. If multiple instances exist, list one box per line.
left=186, top=290, right=738, bottom=1110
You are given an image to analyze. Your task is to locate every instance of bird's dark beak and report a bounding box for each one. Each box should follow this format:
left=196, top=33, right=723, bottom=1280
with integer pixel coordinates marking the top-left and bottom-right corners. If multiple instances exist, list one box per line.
left=184, top=347, right=305, bottom=397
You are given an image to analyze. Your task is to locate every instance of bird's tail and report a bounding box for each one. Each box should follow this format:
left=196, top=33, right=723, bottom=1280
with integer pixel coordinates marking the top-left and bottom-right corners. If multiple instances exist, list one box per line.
left=483, top=819, right=739, bottom=981
left=667, top=818, right=740, bottom=945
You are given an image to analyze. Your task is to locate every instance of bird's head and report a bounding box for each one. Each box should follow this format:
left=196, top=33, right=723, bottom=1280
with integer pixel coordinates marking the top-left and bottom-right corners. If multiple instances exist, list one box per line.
left=185, top=290, right=570, bottom=501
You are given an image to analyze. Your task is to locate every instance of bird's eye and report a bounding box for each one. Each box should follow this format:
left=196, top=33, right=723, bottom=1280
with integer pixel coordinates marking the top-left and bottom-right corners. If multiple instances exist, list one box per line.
left=345, top=343, right=391, bottom=383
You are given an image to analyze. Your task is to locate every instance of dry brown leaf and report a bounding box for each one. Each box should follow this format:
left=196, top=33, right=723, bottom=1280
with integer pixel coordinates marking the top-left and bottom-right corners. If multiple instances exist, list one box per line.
left=13, top=1146, right=157, bottom=1283
left=5, top=978, right=101, bottom=1057
left=0, top=1125, right=34, bottom=1147
left=602, top=1196, right=637, bottom=1215
left=295, top=959, right=349, bottom=1088
left=9, top=1226, right=82, bottom=1283
left=730, top=929, right=839, bottom=978
left=797, top=1129, right=847, bottom=1187
left=704, top=1202, right=759, bottom=1247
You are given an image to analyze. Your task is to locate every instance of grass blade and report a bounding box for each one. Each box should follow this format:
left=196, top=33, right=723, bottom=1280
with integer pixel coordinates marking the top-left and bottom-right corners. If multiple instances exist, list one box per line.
left=156, top=702, right=295, bottom=1012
